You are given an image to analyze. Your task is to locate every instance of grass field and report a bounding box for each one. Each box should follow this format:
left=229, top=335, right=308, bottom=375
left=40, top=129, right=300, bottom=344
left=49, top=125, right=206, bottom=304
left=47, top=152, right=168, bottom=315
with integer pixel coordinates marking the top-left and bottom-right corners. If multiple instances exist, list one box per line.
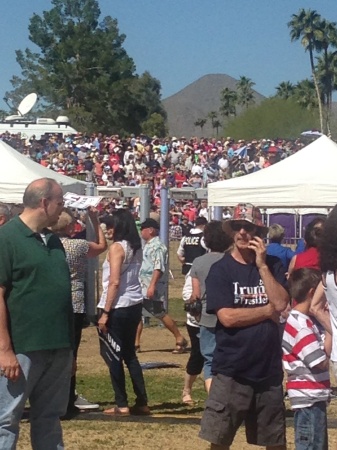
left=15, top=243, right=337, bottom=449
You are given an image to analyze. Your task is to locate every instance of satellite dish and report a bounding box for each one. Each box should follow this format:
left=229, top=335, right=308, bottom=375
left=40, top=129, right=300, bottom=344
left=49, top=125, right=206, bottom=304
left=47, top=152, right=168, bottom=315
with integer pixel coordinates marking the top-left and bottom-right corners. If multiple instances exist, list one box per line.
left=17, top=93, right=38, bottom=116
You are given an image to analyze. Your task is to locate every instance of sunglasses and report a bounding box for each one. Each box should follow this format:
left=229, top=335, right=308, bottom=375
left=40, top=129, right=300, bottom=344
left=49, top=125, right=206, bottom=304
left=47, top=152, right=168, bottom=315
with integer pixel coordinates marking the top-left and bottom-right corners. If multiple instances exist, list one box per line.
left=230, top=221, right=256, bottom=233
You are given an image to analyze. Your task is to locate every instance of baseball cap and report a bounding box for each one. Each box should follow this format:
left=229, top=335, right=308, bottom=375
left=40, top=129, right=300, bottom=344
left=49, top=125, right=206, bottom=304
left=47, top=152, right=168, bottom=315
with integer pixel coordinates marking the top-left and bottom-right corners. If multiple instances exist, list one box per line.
left=140, top=218, right=160, bottom=230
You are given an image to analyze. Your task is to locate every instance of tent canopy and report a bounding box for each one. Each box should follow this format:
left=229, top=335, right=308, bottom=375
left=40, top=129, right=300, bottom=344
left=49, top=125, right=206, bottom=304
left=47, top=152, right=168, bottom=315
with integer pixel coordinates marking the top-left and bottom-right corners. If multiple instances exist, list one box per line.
left=208, top=135, right=337, bottom=208
left=0, top=141, right=86, bottom=203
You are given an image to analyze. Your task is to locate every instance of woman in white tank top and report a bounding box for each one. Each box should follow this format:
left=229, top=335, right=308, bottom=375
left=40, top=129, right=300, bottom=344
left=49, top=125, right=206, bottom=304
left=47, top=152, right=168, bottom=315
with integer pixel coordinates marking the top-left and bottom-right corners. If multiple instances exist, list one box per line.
left=97, top=210, right=149, bottom=416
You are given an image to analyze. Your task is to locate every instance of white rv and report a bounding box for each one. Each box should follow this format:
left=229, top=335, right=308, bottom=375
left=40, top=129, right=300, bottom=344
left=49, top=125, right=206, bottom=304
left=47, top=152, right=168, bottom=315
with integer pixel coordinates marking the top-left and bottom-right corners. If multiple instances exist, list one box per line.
left=0, top=93, right=78, bottom=139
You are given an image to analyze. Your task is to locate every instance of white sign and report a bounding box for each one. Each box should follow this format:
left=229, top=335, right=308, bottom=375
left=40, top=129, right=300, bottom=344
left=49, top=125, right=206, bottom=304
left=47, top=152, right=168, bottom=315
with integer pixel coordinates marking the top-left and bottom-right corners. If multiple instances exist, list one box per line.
left=63, top=192, right=102, bottom=209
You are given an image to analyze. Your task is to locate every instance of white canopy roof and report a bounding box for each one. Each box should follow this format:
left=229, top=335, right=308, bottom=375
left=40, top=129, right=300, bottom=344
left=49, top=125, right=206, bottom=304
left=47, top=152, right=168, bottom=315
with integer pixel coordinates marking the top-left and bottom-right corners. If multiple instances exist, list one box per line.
left=208, top=135, right=337, bottom=208
left=0, top=140, right=86, bottom=203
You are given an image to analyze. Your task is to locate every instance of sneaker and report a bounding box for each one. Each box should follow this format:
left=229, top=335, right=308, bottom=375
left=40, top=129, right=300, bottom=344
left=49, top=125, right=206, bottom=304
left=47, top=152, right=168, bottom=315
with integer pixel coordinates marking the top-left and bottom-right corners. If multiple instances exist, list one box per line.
left=74, top=395, right=99, bottom=411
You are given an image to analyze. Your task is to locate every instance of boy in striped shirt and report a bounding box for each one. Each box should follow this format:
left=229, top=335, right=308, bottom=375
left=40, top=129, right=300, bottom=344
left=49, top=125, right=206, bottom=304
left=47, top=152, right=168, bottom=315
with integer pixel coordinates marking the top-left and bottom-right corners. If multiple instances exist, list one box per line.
left=282, top=268, right=332, bottom=450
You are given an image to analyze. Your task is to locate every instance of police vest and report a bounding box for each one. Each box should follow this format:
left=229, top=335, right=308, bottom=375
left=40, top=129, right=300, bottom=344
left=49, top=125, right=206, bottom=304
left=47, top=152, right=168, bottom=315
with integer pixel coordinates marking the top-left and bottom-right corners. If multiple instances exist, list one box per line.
left=182, top=231, right=206, bottom=275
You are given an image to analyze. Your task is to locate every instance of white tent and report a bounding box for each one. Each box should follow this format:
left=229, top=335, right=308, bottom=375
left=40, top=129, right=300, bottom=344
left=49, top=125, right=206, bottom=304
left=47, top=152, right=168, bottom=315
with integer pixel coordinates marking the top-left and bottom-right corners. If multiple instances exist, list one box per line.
left=208, top=135, right=337, bottom=208
left=0, top=140, right=87, bottom=203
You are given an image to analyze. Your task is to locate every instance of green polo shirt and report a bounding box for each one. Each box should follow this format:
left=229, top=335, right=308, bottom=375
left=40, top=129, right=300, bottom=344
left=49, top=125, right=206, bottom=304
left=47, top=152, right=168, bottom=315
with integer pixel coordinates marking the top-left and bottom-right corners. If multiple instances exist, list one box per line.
left=0, top=216, right=73, bottom=353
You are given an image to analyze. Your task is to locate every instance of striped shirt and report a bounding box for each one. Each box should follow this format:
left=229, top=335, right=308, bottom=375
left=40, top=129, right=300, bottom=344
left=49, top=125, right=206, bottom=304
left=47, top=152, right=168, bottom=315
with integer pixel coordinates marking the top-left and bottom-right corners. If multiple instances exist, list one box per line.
left=282, top=310, right=330, bottom=409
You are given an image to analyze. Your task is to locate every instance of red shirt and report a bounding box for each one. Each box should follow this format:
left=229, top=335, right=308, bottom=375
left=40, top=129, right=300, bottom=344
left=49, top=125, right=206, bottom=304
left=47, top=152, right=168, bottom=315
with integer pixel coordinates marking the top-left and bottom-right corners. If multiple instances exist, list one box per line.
left=95, top=162, right=103, bottom=176
left=292, top=247, right=320, bottom=308
left=183, top=208, right=196, bottom=222
left=294, top=247, right=320, bottom=271
left=175, top=173, right=186, bottom=188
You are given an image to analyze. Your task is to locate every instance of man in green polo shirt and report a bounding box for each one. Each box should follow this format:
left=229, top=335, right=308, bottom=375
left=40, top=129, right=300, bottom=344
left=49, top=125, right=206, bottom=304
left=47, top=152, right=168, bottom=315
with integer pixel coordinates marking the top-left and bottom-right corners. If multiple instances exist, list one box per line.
left=0, top=177, right=73, bottom=450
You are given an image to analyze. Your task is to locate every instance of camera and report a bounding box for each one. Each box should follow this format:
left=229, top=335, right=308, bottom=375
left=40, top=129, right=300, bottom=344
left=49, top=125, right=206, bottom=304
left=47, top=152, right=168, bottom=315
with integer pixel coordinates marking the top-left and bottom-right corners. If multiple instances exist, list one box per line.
left=184, top=299, right=202, bottom=317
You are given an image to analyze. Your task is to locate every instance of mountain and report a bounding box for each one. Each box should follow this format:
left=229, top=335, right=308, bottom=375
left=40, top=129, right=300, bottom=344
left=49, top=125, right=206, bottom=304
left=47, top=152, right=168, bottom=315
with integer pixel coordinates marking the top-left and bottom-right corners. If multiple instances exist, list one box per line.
left=162, top=74, right=266, bottom=138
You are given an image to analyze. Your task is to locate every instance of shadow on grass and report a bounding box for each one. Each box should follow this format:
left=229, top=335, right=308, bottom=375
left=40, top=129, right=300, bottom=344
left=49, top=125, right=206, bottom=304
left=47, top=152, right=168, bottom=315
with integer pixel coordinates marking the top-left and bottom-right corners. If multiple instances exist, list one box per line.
left=139, top=348, right=191, bottom=354
left=59, top=411, right=337, bottom=430
left=80, top=400, right=204, bottom=414
left=150, top=401, right=204, bottom=415
left=23, top=406, right=337, bottom=429
left=62, top=411, right=203, bottom=425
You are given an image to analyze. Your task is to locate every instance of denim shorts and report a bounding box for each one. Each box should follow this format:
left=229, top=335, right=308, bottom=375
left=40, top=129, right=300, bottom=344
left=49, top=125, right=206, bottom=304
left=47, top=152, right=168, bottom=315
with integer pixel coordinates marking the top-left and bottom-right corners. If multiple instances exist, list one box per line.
left=199, top=373, right=286, bottom=447
left=199, top=326, right=216, bottom=380
left=294, top=402, right=328, bottom=450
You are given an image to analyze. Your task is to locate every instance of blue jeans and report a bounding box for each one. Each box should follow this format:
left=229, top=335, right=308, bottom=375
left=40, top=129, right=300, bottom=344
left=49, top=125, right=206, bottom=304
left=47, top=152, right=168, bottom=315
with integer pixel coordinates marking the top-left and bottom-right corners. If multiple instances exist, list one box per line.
left=294, top=402, right=328, bottom=450
left=0, top=348, right=72, bottom=450
left=199, top=326, right=216, bottom=380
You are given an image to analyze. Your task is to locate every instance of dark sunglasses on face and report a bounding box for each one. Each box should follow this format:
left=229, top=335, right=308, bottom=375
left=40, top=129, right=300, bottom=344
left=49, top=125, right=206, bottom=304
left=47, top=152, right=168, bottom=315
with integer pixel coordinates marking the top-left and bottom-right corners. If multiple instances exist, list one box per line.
left=231, top=221, right=256, bottom=233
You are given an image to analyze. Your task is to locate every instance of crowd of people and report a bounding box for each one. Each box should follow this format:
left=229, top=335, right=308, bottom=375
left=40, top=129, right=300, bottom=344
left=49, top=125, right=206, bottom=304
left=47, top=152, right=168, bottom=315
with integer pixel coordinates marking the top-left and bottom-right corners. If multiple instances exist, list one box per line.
left=1, top=130, right=313, bottom=197
left=0, top=127, right=335, bottom=449
left=0, top=129, right=318, bottom=239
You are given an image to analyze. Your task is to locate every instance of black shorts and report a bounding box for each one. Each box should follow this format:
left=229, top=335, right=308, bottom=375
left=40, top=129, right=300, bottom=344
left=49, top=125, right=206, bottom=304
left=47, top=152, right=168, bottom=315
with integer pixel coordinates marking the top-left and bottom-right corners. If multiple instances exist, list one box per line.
left=199, top=373, right=286, bottom=447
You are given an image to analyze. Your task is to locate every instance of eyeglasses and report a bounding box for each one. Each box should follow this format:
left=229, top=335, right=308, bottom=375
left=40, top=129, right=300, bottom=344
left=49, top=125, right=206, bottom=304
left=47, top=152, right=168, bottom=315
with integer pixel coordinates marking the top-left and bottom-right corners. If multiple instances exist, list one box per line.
left=230, top=221, right=256, bottom=233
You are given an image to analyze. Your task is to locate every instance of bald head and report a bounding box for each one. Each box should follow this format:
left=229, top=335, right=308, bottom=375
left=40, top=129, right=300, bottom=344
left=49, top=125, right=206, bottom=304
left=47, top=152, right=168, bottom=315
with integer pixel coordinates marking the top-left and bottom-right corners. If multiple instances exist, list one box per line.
left=23, top=178, right=61, bottom=209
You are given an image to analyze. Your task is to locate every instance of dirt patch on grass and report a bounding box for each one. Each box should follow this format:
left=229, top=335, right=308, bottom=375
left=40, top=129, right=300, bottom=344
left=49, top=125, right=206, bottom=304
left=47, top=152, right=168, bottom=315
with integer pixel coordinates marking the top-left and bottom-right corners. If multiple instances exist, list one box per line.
left=17, top=325, right=337, bottom=449
left=77, top=324, right=190, bottom=377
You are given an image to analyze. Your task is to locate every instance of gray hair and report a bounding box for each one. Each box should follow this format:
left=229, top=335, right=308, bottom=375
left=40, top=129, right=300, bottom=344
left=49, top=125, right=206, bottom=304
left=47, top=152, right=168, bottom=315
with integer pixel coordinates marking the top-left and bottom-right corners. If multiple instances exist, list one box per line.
left=268, top=223, right=285, bottom=243
left=50, top=208, right=74, bottom=234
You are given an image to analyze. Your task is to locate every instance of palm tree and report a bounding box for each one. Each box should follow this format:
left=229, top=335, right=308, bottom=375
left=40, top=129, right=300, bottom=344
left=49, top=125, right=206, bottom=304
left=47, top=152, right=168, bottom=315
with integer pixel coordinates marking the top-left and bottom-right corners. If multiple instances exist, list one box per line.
left=236, top=76, right=255, bottom=109
left=293, top=79, right=318, bottom=110
left=194, top=118, right=207, bottom=133
left=315, top=19, right=337, bottom=133
left=316, top=52, right=337, bottom=134
left=288, top=9, right=324, bottom=132
left=275, top=81, right=295, bottom=99
left=213, top=119, right=222, bottom=137
left=219, top=87, right=237, bottom=119
left=207, top=111, right=218, bottom=133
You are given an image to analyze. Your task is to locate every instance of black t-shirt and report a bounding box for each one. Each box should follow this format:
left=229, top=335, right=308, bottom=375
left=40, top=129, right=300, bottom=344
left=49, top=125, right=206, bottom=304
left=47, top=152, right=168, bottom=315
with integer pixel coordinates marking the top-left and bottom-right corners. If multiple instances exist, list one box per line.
left=206, top=253, right=287, bottom=383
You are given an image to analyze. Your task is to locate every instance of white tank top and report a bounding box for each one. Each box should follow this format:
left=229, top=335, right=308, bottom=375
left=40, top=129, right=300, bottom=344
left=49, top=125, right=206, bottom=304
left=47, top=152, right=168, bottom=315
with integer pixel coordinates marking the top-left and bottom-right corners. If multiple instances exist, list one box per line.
left=98, top=240, right=143, bottom=310
left=323, top=271, right=337, bottom=361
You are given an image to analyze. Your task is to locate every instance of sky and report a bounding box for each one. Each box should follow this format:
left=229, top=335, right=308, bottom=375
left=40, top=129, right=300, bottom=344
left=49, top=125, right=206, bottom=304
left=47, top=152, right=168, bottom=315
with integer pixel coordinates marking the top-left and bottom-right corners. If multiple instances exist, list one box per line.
left=1, top=0, right=337, bottom=111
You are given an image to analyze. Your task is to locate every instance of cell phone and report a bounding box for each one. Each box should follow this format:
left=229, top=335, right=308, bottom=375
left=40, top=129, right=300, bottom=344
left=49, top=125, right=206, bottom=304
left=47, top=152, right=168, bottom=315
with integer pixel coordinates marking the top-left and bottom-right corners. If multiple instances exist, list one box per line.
left=254, top=229, right=264, bottom=239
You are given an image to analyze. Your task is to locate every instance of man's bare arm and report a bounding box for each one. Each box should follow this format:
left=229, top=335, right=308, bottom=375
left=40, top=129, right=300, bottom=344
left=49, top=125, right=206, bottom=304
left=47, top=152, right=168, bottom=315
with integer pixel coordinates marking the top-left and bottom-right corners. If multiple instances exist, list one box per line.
left=0, top=286, right=20, bottom=381
left=259, top=265, right=290, bottom=312
left=217, top=303, right=276, bottom=328
left=248, top=237, right=289, bottom=312
left=147, top=269, right=162, bottom=299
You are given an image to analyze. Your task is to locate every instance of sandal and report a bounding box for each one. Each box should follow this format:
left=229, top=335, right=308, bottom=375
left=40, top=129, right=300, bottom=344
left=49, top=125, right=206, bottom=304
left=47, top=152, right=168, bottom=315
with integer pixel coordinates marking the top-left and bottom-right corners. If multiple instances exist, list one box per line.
left=182, top=391, right=194, bottom=405
left=103, top=407, right=130, bottom=416
left=135, top=345, right=141, bottom=353
left=172, top=338, right=188, bottom=354
left=130, top=405, right=151, bottom=416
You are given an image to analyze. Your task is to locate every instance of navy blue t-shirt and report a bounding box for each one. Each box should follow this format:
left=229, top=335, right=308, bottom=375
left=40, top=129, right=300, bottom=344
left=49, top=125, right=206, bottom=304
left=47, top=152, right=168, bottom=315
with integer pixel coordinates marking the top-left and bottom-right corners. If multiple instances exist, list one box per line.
left=206, top=253, right=287, bottom=383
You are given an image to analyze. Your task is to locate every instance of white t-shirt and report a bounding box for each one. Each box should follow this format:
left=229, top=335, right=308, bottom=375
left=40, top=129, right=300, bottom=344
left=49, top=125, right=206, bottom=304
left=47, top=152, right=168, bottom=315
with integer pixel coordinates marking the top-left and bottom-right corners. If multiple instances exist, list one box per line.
left=218, top=157, right=229, bottom=171
left=191, top=164, right=203, bottom=175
